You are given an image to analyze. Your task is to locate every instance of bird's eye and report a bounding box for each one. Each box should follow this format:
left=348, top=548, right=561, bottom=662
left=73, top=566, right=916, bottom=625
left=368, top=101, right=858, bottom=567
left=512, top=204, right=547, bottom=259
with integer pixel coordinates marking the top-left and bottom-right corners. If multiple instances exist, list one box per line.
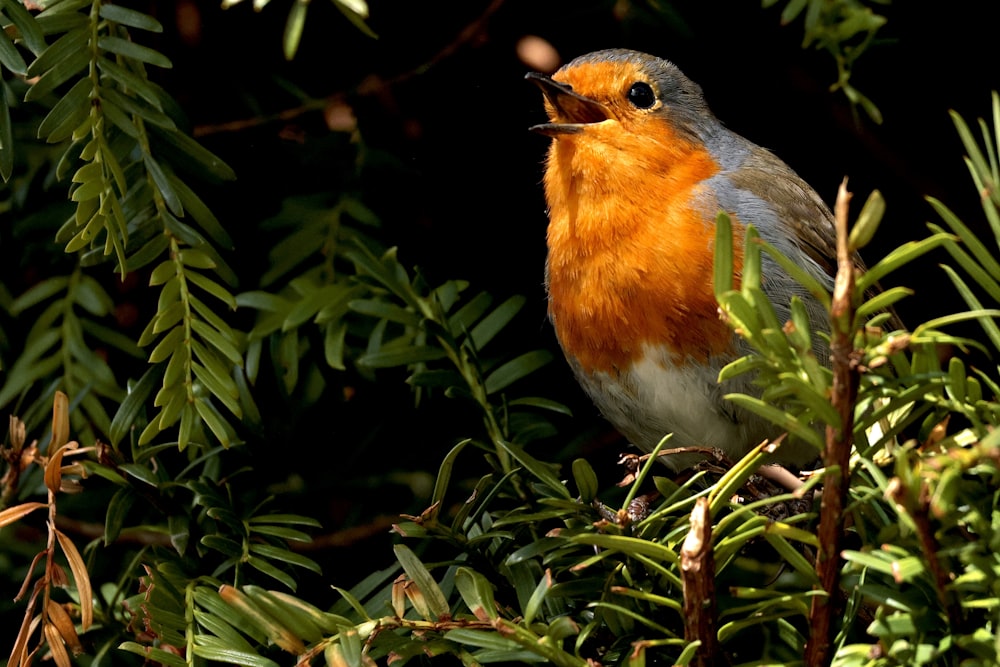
left=627, top=82, right=656, bottom=109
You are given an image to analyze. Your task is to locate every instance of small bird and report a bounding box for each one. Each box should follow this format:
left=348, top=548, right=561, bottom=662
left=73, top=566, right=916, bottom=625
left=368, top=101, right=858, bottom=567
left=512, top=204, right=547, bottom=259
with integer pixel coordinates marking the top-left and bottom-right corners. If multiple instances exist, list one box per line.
left=527, top=49, right=850, bottom=470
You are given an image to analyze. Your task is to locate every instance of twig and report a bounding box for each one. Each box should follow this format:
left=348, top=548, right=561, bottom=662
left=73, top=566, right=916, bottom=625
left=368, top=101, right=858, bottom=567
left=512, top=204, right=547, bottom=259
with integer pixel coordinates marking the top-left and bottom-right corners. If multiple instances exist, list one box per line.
left=1, top=416, right=28, bottom=509
left=681, top=497, right=722, bottom=666
left=805, top=179, right=859, bottom=665
left=886, top=478, right=964, bottom=632
left=194, top=0, right=506, bottom=138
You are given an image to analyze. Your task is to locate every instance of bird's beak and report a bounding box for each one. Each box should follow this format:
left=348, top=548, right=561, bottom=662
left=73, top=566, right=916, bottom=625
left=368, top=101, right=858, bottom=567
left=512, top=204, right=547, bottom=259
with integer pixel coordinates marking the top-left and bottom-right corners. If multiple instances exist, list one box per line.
left=525, top=72, right=610, bottom=136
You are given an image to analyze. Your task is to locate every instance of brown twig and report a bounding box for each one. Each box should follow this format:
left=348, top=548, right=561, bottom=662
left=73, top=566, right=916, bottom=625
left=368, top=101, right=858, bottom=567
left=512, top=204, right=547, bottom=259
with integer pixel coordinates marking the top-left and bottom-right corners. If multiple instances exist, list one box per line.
left=681, top=497, right=722, bottom=666
left=194, top=0, right=506, bottom=138
left=1, top=416, right=28, bottom=509
left=886, top=478, right=964, bottom=632
left=805, top=179, right=859, bottom=665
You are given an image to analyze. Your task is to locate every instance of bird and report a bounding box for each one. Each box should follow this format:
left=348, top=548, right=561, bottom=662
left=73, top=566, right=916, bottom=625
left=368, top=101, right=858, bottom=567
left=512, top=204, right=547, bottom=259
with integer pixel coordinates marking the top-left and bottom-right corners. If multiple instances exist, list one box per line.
left=527, top=49, right=856, bottom=471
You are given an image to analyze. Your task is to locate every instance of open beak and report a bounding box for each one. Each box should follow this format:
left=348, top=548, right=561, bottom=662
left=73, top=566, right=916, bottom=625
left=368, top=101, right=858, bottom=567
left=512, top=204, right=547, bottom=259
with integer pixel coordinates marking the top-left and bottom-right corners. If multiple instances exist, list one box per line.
left=525, top=72, right=610, bottom=136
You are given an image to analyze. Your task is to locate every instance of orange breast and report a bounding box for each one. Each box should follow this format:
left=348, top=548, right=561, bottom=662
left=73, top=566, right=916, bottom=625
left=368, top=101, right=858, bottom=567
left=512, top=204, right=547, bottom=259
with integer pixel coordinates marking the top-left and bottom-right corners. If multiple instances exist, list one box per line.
left=544, top=116, right=742, bottom=375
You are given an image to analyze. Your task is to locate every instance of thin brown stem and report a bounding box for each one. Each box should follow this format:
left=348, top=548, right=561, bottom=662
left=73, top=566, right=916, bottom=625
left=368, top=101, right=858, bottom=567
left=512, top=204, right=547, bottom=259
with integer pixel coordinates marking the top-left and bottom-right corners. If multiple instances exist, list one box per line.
left=194, top=0, right=506, bottom=138
left=681, top=497, right=722, bottom=665
left=805, top=179, right=859, bottom=665
left=887, top=479, right=964, bottom=632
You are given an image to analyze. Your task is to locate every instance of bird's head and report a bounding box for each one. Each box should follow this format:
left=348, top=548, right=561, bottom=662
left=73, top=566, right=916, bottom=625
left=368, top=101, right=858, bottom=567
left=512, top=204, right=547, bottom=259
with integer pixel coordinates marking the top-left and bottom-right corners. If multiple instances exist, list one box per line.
left=526, top=49, right=713, bottom=145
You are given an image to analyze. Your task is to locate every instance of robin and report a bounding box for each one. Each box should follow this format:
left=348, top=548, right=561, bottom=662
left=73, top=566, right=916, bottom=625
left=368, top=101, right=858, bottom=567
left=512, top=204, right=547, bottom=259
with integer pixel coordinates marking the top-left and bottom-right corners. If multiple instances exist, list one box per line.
left=527, top=49, right=855, bottom=471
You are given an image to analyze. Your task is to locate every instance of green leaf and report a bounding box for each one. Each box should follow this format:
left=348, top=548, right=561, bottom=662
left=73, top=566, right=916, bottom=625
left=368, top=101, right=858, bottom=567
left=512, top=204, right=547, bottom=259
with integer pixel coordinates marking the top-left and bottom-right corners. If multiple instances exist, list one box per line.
left=26, top=25, right=88, bottom=78
left=572, top=458, right=599, bottom=503
left=168, top=513, right=190, bottom=554
left=143, top=153, right=183, bottom=216
left=756, top=237, right=832, bottom=311
left=246, top=555, right=297, bottom=591
left=191, top=361, right=240, bottom=417
left=522, top=569, right=552, bottom=625
left=324, top=321, right=347, bottom=370
left=780, top=0, right=808, bottom=24
left=194, top=398, right=234, bottom=447
left=149, top=259, right=178, bottom=288
left=191, top=641, right=280, bottom=667
left=118, top=642, right=188, bottom=667
left=469, top=295, right=525, bottom=350
left=455, top=567, right=499, bottom=621
left=99, top=4, right=164, bottom=32
left=192, top=324, right=241, bottom=372
left=448, top=291, right=492, bottom=332
left=75, top=274, right=115, bottom=316
left=928, top=206, right=1000, bottom=284
left=101, top=85, right=177, bottom=130
left=0, top=79, right=11, bottom=180
left=242, top=587, right=323, bottom=643
left=282, top=0, right=307, bottom=60
left=186, top=270, right=236, bottom=308
left=194, top=587, right=270, bottom=645
left=98, top=96, right=139, bottom=137
left=96, top=56, right=164, bottom=109
left=842, top=550, right=927, bottom=583
left=248, top=514, right=322, bottom=527
left=150, top=125, right=236, bottom=180
left=332, top=0, right=377, bottom=38
left=278, top=285, right=339, bottom=330
left=119, top=462, right=160, bottom=487
left=127, top=235, right=171, bottom=272
left=0, top=352, right=61, bottom=408
left=393, top=544, right=450, bottom=620
left=3, top=0, right=47, bottom=55
left=201, top=534, right=243, bottom=558
left=939, top=265, right=1000, bottom=354
left=484, top=350, right=552, bottom=394
left=497, top=440, right=570, bottom=498
left=855, top=286, right=913, bottom=322
left=357, top=345, right=449, bottom=368
left=427, top=439, right=467, bottom=522
left=153, top=301, right=186, bottom=334
left=570, top=533, right=679, bottom=564
left=35, top=11, right=89, bottom=37
left=23, top=40, right=90, bottom=102
left=10, top=276, right=68, bottom=314
left=248, top=544, right=321, bottom=573
left=444, top=629, right=522, bottom=652
left=714, top=211, right=735, bottom=296
left=848, top=189, right=885, bottom=251
left=98, top=35, right=172, bottom=68
left=723, top=393, right=825, bottom=450
left=247, top=525, right=311, bottom=542
left=273, top=330, right=299, bottom=392
left=70, top=179, right=105, bottom=202
left=104, top=486, right=134, bottom=545
left=148, top=325, right=185, bottom=363
left=349, top=298, right=422, bottom=327
left=856, top=233, right=955, bottom=293
left=169, top=173, right=233, bottom=248
left=236, top=291, right=290, bottom=312
left=0, top=27, right=27, bottom=75
left=192, top=609, right=257, bottom=654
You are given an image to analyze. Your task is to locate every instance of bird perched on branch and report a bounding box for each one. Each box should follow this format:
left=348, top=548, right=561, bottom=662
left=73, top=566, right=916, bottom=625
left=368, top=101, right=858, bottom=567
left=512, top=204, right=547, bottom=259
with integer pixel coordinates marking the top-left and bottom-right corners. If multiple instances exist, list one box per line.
left=527, top=49, right=852, bottom=470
